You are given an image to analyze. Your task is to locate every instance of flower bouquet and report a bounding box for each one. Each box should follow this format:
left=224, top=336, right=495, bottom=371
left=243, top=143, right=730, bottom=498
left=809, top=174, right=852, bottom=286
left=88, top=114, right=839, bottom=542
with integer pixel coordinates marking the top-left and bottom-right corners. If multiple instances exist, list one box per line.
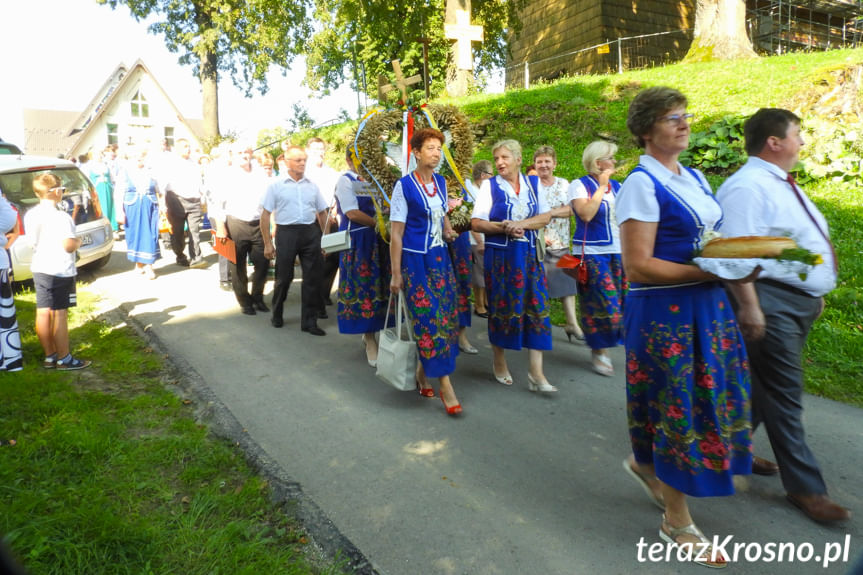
left=447, top=195, right=473, bottom=235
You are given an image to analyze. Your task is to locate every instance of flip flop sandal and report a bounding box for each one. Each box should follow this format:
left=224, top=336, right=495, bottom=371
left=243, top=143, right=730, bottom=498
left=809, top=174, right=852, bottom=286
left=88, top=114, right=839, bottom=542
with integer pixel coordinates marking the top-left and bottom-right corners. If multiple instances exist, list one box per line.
left=622, top=458, right=665, bottom=511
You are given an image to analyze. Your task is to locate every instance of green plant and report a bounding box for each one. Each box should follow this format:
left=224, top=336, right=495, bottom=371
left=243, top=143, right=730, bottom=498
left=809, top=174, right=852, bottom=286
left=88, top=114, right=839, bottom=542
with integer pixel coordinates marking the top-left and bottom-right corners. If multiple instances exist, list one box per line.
left=679, top=115, right=747, bottom=174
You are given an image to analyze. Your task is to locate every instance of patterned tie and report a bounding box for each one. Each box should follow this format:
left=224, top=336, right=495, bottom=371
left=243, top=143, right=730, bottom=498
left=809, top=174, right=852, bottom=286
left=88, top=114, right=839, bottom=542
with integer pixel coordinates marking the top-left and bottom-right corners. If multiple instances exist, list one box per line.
left=786, top=174, right=838, bottom=274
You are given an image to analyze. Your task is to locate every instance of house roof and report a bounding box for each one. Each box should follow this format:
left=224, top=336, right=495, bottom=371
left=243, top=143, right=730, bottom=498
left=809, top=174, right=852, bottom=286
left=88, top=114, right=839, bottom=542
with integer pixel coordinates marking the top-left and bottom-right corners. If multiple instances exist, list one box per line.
left=22, top=58, right=204, bottom=157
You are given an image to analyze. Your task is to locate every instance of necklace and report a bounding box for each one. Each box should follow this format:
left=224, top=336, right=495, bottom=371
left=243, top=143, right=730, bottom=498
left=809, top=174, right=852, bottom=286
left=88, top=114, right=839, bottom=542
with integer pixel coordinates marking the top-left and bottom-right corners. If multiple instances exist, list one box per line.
left=414, top=170, right=439, bottom=198
left=512, top=176, right=521, bottom=197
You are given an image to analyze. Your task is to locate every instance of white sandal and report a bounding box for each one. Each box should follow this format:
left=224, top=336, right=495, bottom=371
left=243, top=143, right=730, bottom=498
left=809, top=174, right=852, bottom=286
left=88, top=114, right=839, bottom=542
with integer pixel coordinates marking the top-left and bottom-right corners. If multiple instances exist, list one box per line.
left=659, top=514, right=728, bottom=569
left=592, top=353, right=614, bottom=377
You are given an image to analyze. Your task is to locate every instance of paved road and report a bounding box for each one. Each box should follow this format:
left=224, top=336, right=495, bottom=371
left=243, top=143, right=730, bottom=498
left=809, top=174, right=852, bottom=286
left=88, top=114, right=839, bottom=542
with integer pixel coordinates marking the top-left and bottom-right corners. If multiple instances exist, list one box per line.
left=82, top=242, right=862, bottom=575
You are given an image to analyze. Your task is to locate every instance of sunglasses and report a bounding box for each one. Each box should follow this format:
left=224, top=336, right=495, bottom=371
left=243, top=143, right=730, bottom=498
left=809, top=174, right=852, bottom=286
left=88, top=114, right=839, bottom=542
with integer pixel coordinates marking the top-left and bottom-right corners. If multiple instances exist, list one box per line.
left=49, top=186, right=67, bottom=193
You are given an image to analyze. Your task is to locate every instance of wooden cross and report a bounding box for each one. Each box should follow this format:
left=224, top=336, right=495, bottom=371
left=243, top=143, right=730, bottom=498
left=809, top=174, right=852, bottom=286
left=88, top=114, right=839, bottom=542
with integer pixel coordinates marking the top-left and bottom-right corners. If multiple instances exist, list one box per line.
left=378, top=59, right=422, bottom=104
left=444, top=9, right=483, bottom=70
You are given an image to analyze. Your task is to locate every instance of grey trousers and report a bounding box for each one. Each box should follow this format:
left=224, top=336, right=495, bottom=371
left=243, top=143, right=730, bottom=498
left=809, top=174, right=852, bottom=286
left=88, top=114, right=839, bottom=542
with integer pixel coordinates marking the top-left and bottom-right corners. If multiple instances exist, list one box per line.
left=741, top=281, right=827, bottom=495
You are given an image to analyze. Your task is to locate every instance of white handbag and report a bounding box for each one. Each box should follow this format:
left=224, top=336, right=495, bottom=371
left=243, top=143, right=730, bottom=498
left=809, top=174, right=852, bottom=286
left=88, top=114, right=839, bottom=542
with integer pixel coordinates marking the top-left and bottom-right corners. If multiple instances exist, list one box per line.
left=376, top=291, right=418, bottom=391
left=319, top=196, right=351, bottom=254
left=321, top=229, right=351, bottom=253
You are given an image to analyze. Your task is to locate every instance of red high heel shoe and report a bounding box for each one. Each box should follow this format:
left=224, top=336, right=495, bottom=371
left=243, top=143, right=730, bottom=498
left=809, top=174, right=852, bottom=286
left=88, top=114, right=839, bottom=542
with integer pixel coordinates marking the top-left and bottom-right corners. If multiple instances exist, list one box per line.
left=416, top=380, right=435, bottom=398
left=440, top=395, right=462, bottom=416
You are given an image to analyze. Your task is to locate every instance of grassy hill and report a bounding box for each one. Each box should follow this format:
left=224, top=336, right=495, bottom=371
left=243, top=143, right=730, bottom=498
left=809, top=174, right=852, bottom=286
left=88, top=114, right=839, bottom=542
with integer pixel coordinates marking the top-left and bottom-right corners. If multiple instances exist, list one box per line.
left=297, top=47, right=863, bottom=406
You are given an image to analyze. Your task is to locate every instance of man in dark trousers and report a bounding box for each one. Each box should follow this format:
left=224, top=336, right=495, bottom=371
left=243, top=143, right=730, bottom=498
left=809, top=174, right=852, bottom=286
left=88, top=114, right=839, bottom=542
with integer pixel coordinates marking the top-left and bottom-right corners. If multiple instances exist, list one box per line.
left=163, top=138, right=206, bottom=267
left=718, top=108, right=848, bottom=524
left=260, top=146, right=328, bottom=335
left=212, top=143, right=271, bottom=315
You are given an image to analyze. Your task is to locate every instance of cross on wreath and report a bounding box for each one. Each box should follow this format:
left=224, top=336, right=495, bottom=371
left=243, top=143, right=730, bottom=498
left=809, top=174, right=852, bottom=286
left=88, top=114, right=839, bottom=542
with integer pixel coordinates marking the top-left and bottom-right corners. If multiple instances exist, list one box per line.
left=377, top=59, right=422, bottom=104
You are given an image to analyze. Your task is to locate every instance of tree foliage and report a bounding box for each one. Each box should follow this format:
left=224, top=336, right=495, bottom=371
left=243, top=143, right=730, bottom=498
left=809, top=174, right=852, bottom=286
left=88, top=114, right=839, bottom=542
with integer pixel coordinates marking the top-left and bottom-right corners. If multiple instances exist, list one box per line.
left=98, top=0, right=311, bottom=140
left=304, top=0, right=526, bottom=103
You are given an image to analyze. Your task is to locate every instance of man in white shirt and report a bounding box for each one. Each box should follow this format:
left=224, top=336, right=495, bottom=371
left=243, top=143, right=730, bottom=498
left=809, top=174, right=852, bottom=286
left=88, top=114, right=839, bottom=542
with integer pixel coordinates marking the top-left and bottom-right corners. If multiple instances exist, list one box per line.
left=211, top=144, right=271, bottom=315
left=718, top=108, right=848, bottom=524
left=304, top=137, right=341, bottom=307
left=261, top=146, right=328, bottom=335
left=162, top=138, right=206, bottom=268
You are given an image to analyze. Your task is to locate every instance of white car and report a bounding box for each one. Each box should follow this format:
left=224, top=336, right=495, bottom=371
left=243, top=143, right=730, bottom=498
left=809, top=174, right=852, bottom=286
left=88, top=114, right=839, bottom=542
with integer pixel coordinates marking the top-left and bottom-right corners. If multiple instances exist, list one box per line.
left=0, top=155, right=114, bottom=282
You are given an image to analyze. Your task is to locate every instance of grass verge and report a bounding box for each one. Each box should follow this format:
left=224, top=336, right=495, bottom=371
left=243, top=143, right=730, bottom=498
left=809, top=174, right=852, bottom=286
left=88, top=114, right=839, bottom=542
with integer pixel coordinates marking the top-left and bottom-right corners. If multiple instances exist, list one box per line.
left=0, top=289, right=345, bottom=575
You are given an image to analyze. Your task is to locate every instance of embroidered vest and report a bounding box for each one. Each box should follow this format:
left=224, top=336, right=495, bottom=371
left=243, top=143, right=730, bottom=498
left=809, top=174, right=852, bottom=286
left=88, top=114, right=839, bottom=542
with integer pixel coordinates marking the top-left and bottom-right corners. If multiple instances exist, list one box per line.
left=336, top=172, right=375, bottom=233
left=485, top=174, right=540, bottom=249
left=399, top=172, right=448, bottom=254
left=572, top=176, right=621, bottom=247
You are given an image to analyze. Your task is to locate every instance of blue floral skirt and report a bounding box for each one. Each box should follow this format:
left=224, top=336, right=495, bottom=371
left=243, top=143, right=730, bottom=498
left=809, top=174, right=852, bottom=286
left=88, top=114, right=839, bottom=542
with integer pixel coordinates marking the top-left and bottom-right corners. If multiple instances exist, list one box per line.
left=484, top=242, right=552, bottom=351
left=338, top=228, right=390, bottom=334
left=576, top=254, right=626, bottom=350
left=402, top=246, right=459, bottom=378
left=625, top=282, right=752, bottom=497
left=447, top=232, right=472, bottom=329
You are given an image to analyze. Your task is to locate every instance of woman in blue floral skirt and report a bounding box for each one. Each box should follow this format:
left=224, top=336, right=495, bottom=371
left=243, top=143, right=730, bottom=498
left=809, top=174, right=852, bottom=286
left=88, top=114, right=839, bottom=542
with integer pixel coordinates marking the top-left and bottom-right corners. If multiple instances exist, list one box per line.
left=389, top=128, right=462, bottom=416
left=335, top=146, right=390, bottom=367
left=470, top=139, right=558, bottom=393
left=617, top=86, right=753, bottom=569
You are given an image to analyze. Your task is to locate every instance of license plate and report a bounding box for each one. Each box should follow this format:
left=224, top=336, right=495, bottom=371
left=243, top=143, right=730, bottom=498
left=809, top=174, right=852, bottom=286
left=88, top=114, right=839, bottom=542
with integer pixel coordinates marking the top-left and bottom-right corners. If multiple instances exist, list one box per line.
left=80, top=234, right=93, bottom=246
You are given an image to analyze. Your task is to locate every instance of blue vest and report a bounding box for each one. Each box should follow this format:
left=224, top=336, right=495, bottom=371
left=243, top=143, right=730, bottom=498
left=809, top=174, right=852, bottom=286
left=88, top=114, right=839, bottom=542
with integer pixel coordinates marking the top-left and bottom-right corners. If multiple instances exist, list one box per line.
left=628, top=164, right=721, bottom=270
left=399, top=172, right=448, bottom=254
left=485, top=174, right=541, bottom=250
left=572, top=175, right=621, bottom=247
left=336, top=172, right=376, bottom=234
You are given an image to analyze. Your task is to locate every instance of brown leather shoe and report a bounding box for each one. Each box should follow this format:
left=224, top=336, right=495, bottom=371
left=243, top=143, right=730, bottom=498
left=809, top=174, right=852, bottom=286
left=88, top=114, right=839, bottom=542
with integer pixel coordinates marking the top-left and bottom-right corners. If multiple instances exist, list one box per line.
left=786, top=493, right=851, bottom=523
left=752, top=455, right=779, bottom=476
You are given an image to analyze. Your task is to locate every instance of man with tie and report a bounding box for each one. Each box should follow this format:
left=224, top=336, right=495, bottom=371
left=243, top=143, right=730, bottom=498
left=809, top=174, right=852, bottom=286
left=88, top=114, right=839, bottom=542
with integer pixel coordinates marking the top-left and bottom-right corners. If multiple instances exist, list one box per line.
left=261, top=146, right=329, bottom=335
left=718, top=108, right=848, bottom=524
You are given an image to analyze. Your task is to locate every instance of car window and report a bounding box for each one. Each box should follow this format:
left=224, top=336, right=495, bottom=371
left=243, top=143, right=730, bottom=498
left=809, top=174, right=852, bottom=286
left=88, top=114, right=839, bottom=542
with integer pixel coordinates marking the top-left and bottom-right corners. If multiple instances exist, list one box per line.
left=0, top=144, right=23, bottom=155
left=0, top=166, right=103, bottom=225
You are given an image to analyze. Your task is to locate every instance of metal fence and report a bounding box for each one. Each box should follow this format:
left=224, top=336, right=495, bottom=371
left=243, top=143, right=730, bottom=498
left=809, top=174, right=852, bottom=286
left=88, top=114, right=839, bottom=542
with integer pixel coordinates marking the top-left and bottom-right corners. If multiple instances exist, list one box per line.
left=504, top=29, right=694, bottom=89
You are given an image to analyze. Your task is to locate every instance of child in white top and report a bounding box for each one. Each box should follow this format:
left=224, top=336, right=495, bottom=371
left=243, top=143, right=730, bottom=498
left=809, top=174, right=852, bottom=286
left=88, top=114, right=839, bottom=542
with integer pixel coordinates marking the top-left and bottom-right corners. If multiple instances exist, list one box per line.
left=24, top=173, right=91, bottom=370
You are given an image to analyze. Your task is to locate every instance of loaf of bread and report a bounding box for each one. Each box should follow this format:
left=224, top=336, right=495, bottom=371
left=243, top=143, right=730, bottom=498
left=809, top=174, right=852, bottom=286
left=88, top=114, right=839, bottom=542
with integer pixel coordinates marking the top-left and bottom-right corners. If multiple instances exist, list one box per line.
left=700, top=236, right=798, bottom=259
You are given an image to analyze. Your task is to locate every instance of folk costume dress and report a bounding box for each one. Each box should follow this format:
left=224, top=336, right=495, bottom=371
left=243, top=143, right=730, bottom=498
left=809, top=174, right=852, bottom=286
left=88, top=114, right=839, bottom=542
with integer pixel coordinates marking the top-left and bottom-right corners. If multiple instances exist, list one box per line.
left=88, top=161, right=117, bottom=231
left=390, top=173, right=460, bottom=378
left=447, top=185, right=473, bottom=329
left=569, top=175, right=627, bottom=350
left=616, top=155, right=751, bottom=498
left=472, top=174, right=552, bottom=351
left=335, top=171, right=390, bottom=334
left=122, top=168, right=161, bottom=265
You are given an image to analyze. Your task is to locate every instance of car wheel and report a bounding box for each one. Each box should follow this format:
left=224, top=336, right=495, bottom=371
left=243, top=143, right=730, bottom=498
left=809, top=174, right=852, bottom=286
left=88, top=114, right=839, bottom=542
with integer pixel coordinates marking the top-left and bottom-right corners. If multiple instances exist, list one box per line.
left=82, top=252, right=112, bottom=271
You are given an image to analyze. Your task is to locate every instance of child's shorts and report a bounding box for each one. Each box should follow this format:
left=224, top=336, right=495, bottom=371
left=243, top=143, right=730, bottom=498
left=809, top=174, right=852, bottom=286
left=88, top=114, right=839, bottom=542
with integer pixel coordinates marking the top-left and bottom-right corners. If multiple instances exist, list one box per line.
left=33, top=273, right=77, bottom=310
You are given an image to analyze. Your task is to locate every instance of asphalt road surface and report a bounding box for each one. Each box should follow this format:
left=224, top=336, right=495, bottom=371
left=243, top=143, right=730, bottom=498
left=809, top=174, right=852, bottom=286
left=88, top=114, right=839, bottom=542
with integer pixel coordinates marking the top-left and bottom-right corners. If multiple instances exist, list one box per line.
left=80, top=241, right=862, bottom=575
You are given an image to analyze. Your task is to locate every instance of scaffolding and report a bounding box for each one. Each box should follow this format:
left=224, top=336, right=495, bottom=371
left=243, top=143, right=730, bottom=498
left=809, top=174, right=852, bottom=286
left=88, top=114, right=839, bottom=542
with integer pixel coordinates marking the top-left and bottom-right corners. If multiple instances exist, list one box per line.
left=747, top=0, right=863, bottom=54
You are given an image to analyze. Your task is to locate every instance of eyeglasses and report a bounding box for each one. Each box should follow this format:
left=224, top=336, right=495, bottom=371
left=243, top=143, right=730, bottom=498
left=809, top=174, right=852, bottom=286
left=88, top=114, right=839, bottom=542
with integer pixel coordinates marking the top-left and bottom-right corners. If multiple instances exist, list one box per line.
left=481, top=171, right=493, bottom=177
left=658, top=113, right=694, bottom=126
left=49, top=186, right=67, bottom=193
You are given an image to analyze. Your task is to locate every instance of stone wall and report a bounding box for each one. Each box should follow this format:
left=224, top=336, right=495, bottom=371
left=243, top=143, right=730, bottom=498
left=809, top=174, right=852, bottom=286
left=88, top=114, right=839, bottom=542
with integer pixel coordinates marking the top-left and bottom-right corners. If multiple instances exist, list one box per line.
left=506, top=0, right=695, bottom=87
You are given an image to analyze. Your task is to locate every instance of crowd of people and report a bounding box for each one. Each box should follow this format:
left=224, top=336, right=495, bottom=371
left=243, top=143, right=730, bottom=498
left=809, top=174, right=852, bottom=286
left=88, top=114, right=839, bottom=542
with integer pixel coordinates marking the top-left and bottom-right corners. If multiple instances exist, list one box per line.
left=3, top=85, right=847, bottom=569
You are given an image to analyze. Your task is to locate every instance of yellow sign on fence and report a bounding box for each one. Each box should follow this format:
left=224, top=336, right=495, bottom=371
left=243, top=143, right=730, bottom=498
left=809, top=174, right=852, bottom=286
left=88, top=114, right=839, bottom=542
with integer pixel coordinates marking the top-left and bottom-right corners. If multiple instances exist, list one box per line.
left=597, top=44, right=610, bottom=55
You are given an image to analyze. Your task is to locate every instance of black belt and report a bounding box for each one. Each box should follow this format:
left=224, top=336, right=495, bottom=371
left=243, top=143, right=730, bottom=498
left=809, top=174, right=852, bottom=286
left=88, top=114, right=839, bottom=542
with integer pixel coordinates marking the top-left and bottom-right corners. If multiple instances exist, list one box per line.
left=757, top=278, right=815, bottom=299
left=276, top=222, right=318, bottom=229
left=226, top=216, right=259, bottom=226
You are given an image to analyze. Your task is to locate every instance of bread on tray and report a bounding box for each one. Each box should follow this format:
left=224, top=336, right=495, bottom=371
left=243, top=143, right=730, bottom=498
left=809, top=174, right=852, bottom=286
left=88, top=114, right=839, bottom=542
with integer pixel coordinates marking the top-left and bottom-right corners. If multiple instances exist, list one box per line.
left=700, top=236, right=798, bottom=259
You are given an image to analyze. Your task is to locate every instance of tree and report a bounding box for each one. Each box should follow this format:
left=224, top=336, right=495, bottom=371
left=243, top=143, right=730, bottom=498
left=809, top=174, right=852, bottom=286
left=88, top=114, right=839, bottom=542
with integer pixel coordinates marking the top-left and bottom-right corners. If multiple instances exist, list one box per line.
left=303, top=0, right=526, bottom=105
left=685, top=0, right=757, bottom=61
left=98, top=0, right=311, bottom=143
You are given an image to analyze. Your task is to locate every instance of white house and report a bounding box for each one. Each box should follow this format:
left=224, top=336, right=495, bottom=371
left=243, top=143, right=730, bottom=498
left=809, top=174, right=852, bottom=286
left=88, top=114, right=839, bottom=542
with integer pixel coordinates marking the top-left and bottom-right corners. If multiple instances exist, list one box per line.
left=22, top=59, right=204, bottom=158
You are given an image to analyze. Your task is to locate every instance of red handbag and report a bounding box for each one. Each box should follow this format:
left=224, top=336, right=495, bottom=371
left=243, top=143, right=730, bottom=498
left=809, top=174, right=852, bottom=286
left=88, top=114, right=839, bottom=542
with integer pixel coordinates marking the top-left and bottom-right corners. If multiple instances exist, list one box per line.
left=556, top=225, right=588, bottom=285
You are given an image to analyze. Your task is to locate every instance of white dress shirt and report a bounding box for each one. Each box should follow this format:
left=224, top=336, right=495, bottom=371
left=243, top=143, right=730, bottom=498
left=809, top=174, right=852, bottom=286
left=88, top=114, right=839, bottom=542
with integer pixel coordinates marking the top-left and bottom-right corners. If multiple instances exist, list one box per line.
left=162, top=156, right=203, bottom=200
left=471, top=174, right=550, bottom=243
left=716, top=157, right=836, bottom=297
left=262, top=174, right=327, bottom=225
left=568, top=176, right=621, bottom=255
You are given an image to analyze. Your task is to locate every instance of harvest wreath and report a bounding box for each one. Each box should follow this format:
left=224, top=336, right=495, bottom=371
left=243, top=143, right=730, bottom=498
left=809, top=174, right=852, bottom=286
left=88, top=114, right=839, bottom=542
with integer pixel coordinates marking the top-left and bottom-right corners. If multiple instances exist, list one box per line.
left=351, top=104, right=475, bottom=235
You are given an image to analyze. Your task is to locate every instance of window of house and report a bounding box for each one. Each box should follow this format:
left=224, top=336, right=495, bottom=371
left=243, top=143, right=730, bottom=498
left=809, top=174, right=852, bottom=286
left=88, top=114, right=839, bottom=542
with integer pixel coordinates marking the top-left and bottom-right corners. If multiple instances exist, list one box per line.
left=164, top=126, right=174, bottom=149
left=130, top=90, right=149, bottom=118
left=107, top=123, right=118, bottom=146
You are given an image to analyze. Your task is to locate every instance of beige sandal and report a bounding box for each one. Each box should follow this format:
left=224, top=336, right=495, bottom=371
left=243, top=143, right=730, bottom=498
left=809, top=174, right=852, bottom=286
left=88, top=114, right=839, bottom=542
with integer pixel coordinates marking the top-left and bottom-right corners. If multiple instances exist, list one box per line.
left=622, top=458, right=665, bottom=511
left=659, top=514, right=728, bottom=569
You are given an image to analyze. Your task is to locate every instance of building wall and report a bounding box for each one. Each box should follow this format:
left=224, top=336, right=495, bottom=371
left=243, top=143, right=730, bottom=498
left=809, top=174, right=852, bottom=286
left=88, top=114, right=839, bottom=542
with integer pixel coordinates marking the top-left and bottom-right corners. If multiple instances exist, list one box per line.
left=506, top=0, right=695, bottom=87
left=70, top=68, right=200, bottom=158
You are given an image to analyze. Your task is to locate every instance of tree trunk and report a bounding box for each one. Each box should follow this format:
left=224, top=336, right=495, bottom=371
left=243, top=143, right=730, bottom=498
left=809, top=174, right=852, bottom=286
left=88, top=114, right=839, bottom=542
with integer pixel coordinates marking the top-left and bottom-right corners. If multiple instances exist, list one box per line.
left=445, top=0, right=472, bottom=98
left=685, top=0, right=757, bottom=62
left=200, top=49, right=220, bottom=145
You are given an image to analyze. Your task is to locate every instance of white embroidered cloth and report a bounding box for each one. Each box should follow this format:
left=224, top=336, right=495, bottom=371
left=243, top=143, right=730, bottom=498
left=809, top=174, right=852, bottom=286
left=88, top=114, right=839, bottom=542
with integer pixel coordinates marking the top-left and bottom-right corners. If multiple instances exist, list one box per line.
left=693, top=257, right=814, bottom=281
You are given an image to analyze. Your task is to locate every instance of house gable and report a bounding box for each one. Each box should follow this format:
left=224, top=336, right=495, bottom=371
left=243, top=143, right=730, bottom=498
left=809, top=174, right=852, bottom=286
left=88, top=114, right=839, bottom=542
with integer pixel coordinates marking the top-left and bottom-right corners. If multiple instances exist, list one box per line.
left=22, top=59, right=204, bottom=158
